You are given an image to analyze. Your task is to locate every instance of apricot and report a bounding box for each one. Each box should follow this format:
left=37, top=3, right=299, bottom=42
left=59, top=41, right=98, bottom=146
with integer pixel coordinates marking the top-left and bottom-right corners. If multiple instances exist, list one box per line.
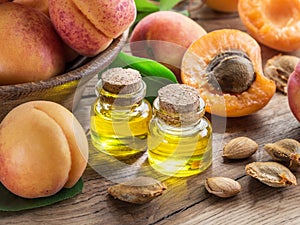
left=13, top=0, right=49, bottom=16
left=129, top=11, right=207, bottom=81
left=205, top=0, right=238, bottom=13
left=48, top=0, right=136, bottom=57
left=0, top=2, right=65, bottom=85
left=0, top=101, right=88, bottom=198
left=181, top=29, right=276, bottom=117
left=288, top=61, right=300, bottom=122
left=72, top=0, right=136, bottom=38
left=238, top=0, right=300, bottom=52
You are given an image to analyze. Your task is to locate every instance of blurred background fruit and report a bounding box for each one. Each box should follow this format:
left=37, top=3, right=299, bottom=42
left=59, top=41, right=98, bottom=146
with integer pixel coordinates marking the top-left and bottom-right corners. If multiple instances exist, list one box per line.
left=129, top=10, right=207, bottom=82
left=238, top=0, right=300, bottom=52
left=288, top=61, right=300, bottom=122
left=205, top=0, right=238, bottom=13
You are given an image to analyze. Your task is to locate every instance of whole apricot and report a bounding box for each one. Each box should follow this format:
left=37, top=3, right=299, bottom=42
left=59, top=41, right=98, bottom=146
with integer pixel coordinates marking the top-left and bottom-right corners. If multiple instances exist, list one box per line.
left=0, top=2, right=65, bottom=85
left=288, top=61, right=300, bottom=122
left=205, top=0, right=238, bottom=13
left=48, top=0, right=136, bottom=57
left=13, top=0, right=49, bottom=16
left=129, top=11, right=207, bottom=81
left=0, top=101, right=88, bottom=198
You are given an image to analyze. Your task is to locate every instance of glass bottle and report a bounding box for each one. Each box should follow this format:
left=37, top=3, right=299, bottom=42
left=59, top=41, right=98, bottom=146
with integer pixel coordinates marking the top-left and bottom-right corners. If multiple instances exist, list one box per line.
left=90, top=67, right=152, bottom=158
left=147, top=84, right=212, bottom=177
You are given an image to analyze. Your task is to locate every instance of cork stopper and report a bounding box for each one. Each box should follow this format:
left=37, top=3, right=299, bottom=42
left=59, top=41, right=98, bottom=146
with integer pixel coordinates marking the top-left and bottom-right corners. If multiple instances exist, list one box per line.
left=155, top=84, right=205, bottom=126
left=97, top=68, right=146, bottom=106
left=101, top=68, right=142, bottom=94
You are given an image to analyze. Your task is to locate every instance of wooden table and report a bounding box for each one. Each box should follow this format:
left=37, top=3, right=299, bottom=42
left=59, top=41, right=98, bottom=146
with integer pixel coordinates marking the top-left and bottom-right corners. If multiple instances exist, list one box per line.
left=2, top=1, right=300, bottom=224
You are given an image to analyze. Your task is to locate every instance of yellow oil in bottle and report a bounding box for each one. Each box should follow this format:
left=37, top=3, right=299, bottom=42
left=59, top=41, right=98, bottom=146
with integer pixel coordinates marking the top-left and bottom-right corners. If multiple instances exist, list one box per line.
left=148, top=116, right=212, bottom=177
left=90, top=68, right=152, bottom=158
left=147, top=84, right=212, bottom=177
left=90, top=100, right=152, bottom=157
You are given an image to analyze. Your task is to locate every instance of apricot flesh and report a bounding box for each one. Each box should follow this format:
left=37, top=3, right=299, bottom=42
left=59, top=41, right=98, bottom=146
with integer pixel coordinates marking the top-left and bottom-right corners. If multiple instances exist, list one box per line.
left=0, top=101, right=88, bottom=198
left=288, top=62, right=300, bottom=122
left=0, top=2, right=65, bottom=85
left=238, top=0, right=300, bottom=52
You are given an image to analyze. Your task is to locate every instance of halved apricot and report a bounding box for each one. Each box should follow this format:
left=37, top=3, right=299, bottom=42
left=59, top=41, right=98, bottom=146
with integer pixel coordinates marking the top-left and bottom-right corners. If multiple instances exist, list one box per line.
left=238, top=0, right=300, bottom=52
left=181, top=29, right=276, bottom=117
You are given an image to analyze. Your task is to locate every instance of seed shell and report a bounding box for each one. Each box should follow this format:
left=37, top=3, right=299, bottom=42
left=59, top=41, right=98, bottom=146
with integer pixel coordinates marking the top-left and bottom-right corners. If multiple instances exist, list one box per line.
left=205, top=177, right=241, bottom=198
left=223, top=136, right=258, bottom=159
left=245, top=161, right=297, bottom=187
left=107, top=176, right=167, bottom=204
left=264, top=139, right=300, bottom=168
left=264, top=54, right=300, bottom=94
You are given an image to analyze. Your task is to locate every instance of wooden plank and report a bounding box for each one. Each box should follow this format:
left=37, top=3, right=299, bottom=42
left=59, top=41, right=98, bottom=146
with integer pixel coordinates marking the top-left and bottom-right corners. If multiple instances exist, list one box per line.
left=1, top=1, right=300, bottom=224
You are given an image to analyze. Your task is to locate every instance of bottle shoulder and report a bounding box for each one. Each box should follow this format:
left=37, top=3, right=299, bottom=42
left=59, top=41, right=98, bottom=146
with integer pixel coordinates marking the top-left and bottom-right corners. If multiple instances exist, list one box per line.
left=149, top=116, right=212, bottom=137
left=92, top=98, right=152, bottom=119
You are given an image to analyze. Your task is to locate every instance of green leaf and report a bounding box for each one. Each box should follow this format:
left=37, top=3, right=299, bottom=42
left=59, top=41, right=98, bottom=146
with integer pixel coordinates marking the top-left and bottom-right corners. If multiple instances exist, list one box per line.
left=109, top=52, right=178, bottom=83
left=105, top=52, right=177, bottom=104
left=178, top=9, right=189, bottom=16
left=159, top=0, right=182, bottom=10
left=143, top=76, right=175, bottom=104
left=0, top=178, right=83, bottom=212
left=134, top=0, right=159, bottom=12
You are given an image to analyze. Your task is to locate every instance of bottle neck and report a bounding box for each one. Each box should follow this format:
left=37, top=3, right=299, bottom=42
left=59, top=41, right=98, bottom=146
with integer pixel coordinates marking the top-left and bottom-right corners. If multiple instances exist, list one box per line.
left=96, top=79, right=147, bottom=108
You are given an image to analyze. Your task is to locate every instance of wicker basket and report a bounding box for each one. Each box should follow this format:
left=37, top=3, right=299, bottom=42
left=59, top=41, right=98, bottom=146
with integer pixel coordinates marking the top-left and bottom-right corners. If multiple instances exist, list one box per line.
left=0, top=30, right=128, bottom=122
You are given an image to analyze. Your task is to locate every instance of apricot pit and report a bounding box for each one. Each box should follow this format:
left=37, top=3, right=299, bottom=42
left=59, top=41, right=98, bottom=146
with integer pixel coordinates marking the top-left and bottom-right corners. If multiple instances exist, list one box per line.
left=206, top=50, right=255, bottom=94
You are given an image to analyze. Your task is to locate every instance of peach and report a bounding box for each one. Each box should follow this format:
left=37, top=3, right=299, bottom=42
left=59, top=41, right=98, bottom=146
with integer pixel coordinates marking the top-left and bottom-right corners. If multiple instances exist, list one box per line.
left=0, top=101, right=88, bottom=198
left=0, top=2, right=65, bottom=85
left=129, top=11, right=207, bottom=82
left=72, top=0, right=136, bottom=38
left=288, top=61, right=300, bottom=122
left=13, top=0, right=49, bottom=16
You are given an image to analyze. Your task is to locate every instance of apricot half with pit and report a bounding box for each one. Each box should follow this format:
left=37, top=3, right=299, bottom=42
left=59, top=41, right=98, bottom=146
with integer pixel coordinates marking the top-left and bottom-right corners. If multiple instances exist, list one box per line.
left=0, top=101, right=89, bottom=198
left=181, top=29, right=276, bottom=117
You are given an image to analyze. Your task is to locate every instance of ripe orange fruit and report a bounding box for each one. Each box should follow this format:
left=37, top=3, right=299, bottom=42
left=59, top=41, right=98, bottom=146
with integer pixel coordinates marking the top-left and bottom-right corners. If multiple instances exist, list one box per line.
left=181, top=29, right=276, bottom=117
left=238, top=0, right=300, bottom=52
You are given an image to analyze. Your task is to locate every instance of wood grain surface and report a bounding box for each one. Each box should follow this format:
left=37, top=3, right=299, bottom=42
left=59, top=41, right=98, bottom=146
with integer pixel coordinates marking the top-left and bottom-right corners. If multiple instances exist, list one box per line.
left=2, top=1, right=300, bottom=224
